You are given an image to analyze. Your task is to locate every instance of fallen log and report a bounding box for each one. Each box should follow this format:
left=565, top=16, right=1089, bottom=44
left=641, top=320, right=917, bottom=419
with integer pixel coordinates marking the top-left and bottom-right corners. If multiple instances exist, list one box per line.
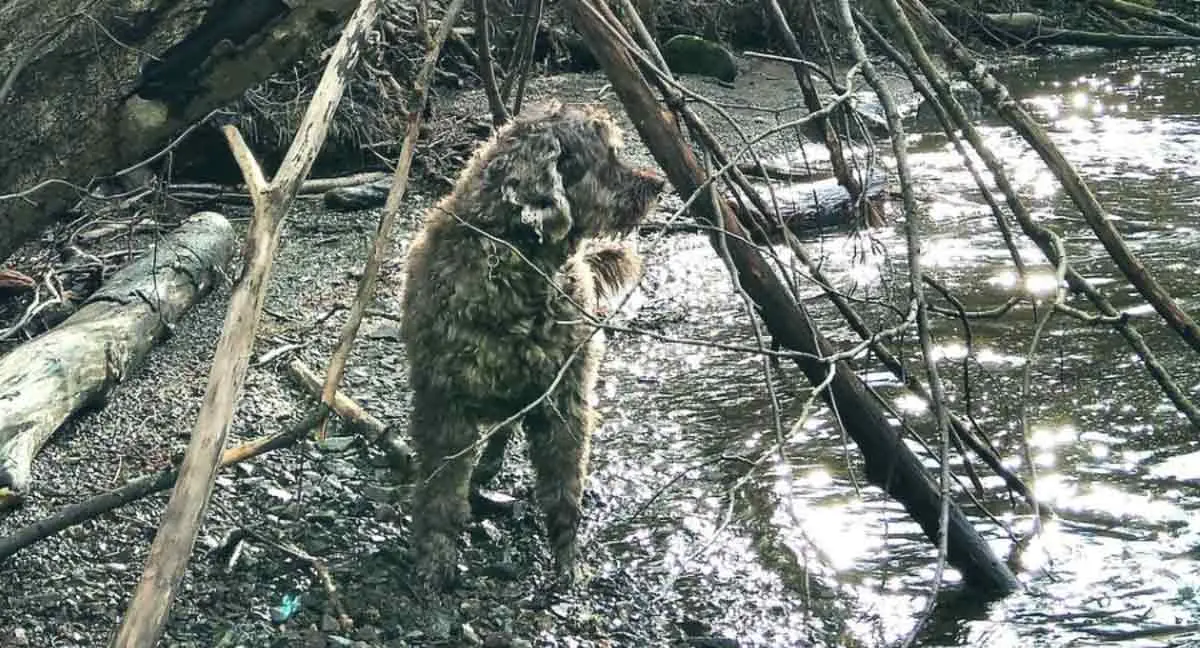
left=0, top=0, right=360, bottom=264
left=1087, top=0, right=1200, bottom=38
left=565, top=0, right=1019, bottom=595
left=640, top=168, right=887, bottom=238
left=735, top=143, right=873, bottom=183
left=0, top=211, right=235, bottom=496
left=982, top=12, right=1200, bottom=48
left=734, top=167, right=888, bottom=239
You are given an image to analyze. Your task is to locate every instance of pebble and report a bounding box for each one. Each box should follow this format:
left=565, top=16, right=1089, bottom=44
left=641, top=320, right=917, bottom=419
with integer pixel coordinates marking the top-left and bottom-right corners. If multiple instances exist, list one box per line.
left=5, top=628, right=29, bottom=646
left=483, top=633, right=533, bottom=648
left=363, top=483, right=397, bottom=502
left=321, top=613, right=341, bottom=633
left=325, top=458, right=359, bottom=479
left=461, top=622, right=482, bottom=645
left=354, top=625, right=382, bottom=642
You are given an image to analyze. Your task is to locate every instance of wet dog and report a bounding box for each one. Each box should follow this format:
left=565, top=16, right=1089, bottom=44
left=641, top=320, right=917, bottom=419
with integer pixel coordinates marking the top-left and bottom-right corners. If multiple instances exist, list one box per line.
left=400, top=101, right=665, bottom=589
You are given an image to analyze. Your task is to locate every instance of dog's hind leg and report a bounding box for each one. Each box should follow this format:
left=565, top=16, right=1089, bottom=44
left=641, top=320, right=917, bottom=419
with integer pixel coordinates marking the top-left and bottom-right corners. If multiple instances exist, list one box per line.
left=409, top=390, right=479, bottom=590
left=523, top=364, right=598, bottom=586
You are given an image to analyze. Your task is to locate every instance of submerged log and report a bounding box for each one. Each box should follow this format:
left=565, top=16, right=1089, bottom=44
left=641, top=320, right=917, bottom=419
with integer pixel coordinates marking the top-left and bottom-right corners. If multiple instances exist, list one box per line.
left=0, top=212, right=236, bottom=495
left=647, top=164, right=886, bottom=237
left=565, top=0, right=1019, bottom=595
left=733, top=167, right=888, bottom=240
left=0, top=0, right=359, bottom=264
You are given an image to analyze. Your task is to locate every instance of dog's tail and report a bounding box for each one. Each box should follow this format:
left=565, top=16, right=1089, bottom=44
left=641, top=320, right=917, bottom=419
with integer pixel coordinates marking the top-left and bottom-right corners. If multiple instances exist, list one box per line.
left=584, top=240, right=643, bottom=301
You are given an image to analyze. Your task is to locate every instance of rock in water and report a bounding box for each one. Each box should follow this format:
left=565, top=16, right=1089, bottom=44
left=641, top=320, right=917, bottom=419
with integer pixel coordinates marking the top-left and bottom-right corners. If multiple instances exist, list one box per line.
left=324, top=179, right=391, bottom=211
left=913, top=81, right=984, bottom=131
left=661, top=35, right=738, bottom=83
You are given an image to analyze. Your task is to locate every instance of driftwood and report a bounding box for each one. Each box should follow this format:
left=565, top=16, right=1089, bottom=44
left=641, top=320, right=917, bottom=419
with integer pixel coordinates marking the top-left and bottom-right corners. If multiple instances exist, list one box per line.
left=981, top=12, right=1200, bottom=48
left=1091, top=0, right=1200, bottom=38
left=0, top=212, right=236, bottom=496
left=736, top=143, right=874, bottom=183
left=565, top=0, right=1019, bottom=595
left=734, top=167, right=888, bottom=240
left=760, top=0, right=876, bottom=226
left=108, top=2, right=382, bottom=645
left=0, top=0, right=361, bottom=264
left=170, top=172, right=391, bottom=198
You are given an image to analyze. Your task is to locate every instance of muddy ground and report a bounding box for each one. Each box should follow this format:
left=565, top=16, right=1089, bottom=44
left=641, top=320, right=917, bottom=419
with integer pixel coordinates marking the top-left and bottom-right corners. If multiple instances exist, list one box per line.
left=0, top=56, right=919, bottom=648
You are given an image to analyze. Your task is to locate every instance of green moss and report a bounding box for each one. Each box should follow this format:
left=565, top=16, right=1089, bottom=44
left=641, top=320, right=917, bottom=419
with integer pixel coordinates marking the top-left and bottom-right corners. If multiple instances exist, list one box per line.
left=660, top=34, right=738, bottom=83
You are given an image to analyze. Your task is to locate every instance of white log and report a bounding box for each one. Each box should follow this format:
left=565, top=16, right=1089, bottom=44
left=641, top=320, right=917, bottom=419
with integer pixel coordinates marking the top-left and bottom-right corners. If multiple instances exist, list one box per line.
left=0, top=211, right=235, bottom=493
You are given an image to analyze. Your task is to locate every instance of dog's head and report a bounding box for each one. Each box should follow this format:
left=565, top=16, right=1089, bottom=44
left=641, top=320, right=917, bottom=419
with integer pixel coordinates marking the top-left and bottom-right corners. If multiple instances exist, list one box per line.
left=476, top=102, right=666, bottom=248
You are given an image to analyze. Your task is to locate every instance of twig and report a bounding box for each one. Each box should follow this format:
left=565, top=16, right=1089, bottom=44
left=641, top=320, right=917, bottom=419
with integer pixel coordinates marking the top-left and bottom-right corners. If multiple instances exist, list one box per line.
left=242, top=529, right=353, bottom=631
left=314, top=0, right=468, bottom=442
left=474, top=0, right=510, bottom=125
left=0, top=408, right=323, bottom=564
left=510, top=0, right=545, bottom=115
left=287, top=359, right=413, bottom=475
left=835, top=1, right=956, bottom=642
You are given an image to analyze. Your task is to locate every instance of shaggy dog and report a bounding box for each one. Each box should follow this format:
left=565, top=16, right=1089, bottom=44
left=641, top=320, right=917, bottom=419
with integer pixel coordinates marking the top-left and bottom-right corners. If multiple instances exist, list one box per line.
left=400, top=101, right=665, bottom=589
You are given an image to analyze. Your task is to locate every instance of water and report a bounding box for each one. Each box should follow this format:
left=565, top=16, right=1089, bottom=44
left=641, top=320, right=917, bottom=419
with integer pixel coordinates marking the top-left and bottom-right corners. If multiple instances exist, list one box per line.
left=594, top=49, right=1200, bottom=646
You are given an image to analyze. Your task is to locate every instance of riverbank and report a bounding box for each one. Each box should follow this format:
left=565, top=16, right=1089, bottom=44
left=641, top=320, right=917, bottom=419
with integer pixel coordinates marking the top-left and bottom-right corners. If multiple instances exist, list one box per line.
left=0, top=55, right=906, bottom=648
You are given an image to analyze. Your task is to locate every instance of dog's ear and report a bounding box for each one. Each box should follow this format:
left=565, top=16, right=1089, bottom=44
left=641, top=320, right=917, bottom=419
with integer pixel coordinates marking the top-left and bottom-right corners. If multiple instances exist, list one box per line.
left=500, top=129, right=574, bottom=244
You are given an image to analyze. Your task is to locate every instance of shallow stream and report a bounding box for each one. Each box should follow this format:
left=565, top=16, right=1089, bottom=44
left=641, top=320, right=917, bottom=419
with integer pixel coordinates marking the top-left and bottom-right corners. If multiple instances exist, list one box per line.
left=592, top=48, right=1200, bottom=646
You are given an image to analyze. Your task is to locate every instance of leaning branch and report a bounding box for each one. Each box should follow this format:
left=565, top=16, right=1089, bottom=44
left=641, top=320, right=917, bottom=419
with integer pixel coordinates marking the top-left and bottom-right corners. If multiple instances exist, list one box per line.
left=108, top=2, right=382, bottom=646
left=566, top=0, right=1019, bottom=595
left=902, top=0, right=1200, bottom=361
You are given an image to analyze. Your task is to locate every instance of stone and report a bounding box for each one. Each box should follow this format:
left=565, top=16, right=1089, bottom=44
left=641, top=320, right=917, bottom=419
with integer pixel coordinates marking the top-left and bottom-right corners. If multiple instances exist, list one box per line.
left=661, top=35, right=737, bottom=83
left=324, top=179, right=391, bottom=211
left=912, top=81, right=984, bottom=131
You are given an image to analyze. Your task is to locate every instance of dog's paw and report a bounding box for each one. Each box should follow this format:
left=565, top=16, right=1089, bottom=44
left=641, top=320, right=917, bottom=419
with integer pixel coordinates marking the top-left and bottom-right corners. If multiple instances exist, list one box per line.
left=550, top=559, right=592, bottom=592
left=410, top=535, right=463, bottom=594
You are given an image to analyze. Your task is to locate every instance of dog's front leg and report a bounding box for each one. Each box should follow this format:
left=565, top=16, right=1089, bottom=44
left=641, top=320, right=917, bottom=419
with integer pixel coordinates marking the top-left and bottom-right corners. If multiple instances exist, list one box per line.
left=523, top=358, right=599, bottom=587
left=409, top=390, right=480, bottom=591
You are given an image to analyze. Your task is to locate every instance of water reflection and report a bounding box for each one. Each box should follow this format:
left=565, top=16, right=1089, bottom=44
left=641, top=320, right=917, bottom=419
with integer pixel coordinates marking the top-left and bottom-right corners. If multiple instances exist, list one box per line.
left=598, top=48, right=1200, bottom=647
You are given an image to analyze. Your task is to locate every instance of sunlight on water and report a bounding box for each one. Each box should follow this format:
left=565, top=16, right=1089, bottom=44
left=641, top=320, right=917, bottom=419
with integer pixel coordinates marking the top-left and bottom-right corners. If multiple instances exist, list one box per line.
left=598, top=48, right=1200, bottom=648
left=894, top=393, right=929, bottom=415
left=986, top=268, right=1061, bottom=297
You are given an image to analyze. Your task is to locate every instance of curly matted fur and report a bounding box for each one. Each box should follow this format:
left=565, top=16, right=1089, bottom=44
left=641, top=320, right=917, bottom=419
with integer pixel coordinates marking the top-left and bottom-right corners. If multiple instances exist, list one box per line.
left=400, top=101, right=665, bottom=589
